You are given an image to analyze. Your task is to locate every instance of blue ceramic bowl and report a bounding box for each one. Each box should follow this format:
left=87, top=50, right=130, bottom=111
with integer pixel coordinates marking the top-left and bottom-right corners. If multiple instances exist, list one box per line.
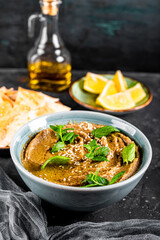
left=10, top=111, right=152, bottom=211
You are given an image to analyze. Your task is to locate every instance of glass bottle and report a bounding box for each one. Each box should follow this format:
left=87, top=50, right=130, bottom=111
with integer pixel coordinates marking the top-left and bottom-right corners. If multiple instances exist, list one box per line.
left=27, top=0, right=71, bottom=92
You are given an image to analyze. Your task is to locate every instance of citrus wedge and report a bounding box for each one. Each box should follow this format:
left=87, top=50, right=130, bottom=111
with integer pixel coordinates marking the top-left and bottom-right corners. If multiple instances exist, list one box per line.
left=83, top=72, right=108, bottom=94
left=96, top=81, right=117, bottom=105
left=127, top=83, right=146, bottom=103
left=97, top=91, right=135, bottom=110
left=112, top=70, right=127, bottom=92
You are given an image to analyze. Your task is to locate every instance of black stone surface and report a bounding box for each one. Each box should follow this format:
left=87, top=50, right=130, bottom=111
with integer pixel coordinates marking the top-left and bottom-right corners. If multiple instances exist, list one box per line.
left=0, top=0, right=160, bottom=72
left=0, top=69, right=160, bottom=226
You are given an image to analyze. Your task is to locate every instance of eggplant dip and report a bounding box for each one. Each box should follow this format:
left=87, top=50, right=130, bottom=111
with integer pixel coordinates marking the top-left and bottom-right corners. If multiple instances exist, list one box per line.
left=21, top=122, right=141, bottom=187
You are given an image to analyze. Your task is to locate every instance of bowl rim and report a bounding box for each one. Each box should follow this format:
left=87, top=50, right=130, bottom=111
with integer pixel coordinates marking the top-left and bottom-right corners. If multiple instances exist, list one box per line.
left=10, top=110, right=152, bottom=192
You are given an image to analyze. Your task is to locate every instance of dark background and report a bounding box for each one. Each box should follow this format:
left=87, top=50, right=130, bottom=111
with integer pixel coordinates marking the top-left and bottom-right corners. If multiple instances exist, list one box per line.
left=0, top=0, right=160, bottom=72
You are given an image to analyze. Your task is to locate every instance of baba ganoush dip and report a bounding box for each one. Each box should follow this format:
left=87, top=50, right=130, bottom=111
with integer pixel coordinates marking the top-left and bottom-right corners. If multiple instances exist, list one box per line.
left=22, top=122, right=141, bottom=187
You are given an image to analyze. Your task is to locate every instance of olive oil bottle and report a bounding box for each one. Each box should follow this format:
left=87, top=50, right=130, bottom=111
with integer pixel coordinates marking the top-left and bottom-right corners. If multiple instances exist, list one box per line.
left=27, top=0, right=71, bottom=92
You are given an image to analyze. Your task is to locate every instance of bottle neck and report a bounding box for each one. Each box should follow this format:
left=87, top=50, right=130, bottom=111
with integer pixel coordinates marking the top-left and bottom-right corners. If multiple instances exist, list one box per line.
left=39, top=6, right=62, bottom=47
left=43, top=14, right=59, bottom=36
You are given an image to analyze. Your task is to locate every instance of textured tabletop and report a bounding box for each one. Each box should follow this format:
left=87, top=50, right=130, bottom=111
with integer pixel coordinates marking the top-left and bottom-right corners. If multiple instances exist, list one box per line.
left=0, top=69, right=160, bottom=226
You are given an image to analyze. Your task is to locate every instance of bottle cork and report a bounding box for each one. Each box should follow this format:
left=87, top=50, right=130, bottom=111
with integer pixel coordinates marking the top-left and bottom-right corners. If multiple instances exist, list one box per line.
left=41, top=0, right=62, bottom=16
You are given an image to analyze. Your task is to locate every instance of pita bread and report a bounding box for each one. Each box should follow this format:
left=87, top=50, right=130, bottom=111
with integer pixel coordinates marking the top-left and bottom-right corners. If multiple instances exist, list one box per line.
left=15, top=87, right=59, bottom=108
left=0, top=105, right=31, bottom=147
left=0, top=87, right=71, bottom=148
left=0, top=88, right=14, bottom=118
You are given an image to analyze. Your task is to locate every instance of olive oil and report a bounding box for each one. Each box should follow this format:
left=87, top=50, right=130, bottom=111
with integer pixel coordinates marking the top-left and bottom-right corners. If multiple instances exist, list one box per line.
left=28, top=61, right=71, bottom=91
left=27, top=0, right=71, bottom=92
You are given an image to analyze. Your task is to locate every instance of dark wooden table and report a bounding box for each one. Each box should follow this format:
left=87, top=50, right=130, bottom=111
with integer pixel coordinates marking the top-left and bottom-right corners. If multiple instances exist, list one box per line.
left=0, top=69, right=160, bottom=226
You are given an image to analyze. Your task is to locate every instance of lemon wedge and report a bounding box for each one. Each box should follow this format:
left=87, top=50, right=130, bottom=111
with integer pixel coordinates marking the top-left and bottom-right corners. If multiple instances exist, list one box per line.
left=96, top=81, right=117, bottom=105
left=83, top=72, right=108, bottom=94
left=97, top=91, right=135, bottom=110
left=127, top=83, right=146, bottom=103
left=112, top=70, right=127, bottom=92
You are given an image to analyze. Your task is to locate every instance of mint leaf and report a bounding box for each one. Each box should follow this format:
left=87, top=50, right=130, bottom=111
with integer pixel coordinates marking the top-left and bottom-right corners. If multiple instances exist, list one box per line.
left=83, top=144, right=91, bottom=152
left=95, top=175, right=109, bottom=185
left=84, top=140, right=100, bottom=153
left=41, top=156, right=70, bottom=170
left=63, top=132, right=75, bottom=142
left=81, top=173, right=94, bottom=184
left=92, top=156, right=109, bottom=162
left=81, top=169, right=101, bottom=184
left=50, top=125, right=60, bottom=139
left=50, top=125, right=65, bottom=132
left=122, top=143, right=136, bottom=164
left=49, top=125, right=61, bottom=132
left=81, top=168, right=125, bottom=187
left=81, top=168, right=109, bottom=187
left=85, top=153, right=94, bottom=159
left=92, top=126, right=119, bottom=138
left=91, top=169, right=109, bottom=185
left=84, top=141, right=109, bottom=162
left=50, top=125, right=78, bottom=150
left=84, top=139, right=100, bottom=153
left=69, top=134, right=78, bottom=144
left=89, top=139, right=98, bottom=149
left=50, top=125, right=65, bottom=141
left=110, top=171, right=125, bottom=185
left=62, top=128, right=74, bottom=134
left=84, top=140, right=99, bottom=157
left=93, top=146, right=109, bottom=157
left=51, top=142, right=65, bottom=153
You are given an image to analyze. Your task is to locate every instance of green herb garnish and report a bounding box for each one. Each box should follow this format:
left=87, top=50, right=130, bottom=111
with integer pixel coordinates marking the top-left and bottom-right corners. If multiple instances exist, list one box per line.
left=51, top=141, right=65, bottom=153
left=84, top=140, right=109, bottom=162
left=50, top=125, right=65, bottom=142
left=81, top=168, right=109, bottom=187
left=49, top=125, right=78, bottom=152
left=62, top=132, right=79, bottom=144
left=91, top=126, right=119, bottom=138
left=81, top=168, right=125, bottom=187
left=122, top=143, right=136, bottom=164
left=41, top=156, right=70, bottom=170
left=84, top=139, right=100, bottom=154
left=93, top=146, right=109, bottom=157
left=69, top=134, right=79, bottom=144
left=110, top=171, right=125, bottom=185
